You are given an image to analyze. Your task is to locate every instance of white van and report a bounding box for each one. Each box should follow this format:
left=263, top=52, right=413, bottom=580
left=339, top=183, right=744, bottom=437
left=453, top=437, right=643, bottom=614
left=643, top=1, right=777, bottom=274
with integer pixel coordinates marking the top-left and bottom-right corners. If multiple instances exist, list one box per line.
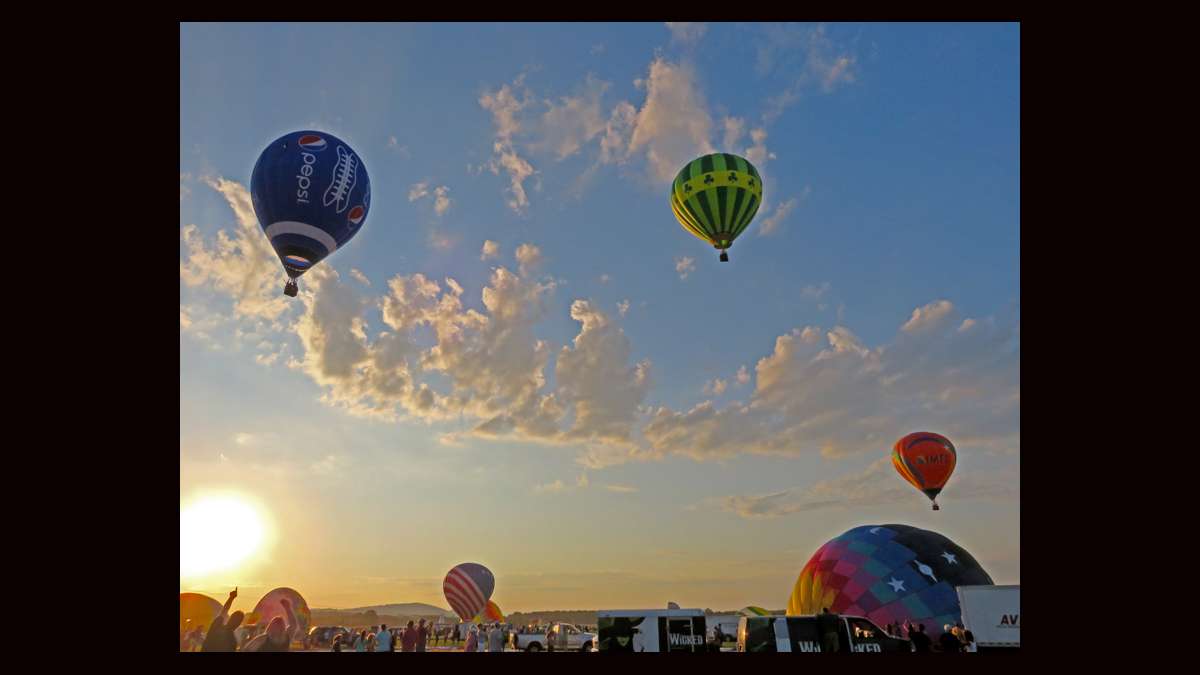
left=595, top=609, right=709, bottom=652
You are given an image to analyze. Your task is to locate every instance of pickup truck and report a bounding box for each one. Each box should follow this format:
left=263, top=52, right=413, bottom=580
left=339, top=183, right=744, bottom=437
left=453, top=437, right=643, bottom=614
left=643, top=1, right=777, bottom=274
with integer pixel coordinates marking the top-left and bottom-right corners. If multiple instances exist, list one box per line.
left=737, top=615, right=912, bottom=653
left=511, top=623, right=596, bottom=652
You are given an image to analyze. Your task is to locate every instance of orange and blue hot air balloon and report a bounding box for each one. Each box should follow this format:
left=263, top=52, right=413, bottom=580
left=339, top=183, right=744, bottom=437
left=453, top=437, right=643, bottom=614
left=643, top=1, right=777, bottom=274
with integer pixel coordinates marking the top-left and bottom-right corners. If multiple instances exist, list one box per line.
left=250, top=130, right=371, bottom=297
left=892, top=432, right=957, bottom=510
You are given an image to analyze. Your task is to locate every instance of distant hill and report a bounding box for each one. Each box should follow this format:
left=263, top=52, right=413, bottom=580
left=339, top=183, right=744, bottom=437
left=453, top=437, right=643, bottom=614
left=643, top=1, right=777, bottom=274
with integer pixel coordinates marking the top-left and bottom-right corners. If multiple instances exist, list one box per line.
left=315, top=602, right=455, bottom=617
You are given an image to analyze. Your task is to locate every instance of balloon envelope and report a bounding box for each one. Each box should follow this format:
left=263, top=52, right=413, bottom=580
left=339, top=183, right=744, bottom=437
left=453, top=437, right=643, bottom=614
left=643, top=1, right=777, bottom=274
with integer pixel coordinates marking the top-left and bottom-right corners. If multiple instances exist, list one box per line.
left=892, top=432, right=957, bottom=506
left=670, top=153, right=762, bottom=259
left=443, top=562, right=495, bottom=621
left=787, top=524, right=992, bottom=640
left=250, top=130, right=371, bottom=283
left=250, top=587, right=311, bottom=632
left=179, top=593, right=222, bottom=630
left=739, top=606, right=770, bottom=617
left=472, top=600, right=504, bottom=623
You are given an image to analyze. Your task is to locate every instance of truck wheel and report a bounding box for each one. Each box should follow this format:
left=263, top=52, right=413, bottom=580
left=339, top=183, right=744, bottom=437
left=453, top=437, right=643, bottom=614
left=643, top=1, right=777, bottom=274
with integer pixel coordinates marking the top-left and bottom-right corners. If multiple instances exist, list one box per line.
left=581, top=641, right=592, bottom=652
left=527, top=642, right=542, bottom=652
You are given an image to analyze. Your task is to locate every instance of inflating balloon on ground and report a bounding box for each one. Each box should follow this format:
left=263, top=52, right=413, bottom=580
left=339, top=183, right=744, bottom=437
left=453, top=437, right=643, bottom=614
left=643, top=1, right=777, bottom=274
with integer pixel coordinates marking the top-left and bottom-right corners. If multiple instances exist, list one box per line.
left=787, top=524, right=992, bottom=640
left=443, top=562, right=495, bottom=622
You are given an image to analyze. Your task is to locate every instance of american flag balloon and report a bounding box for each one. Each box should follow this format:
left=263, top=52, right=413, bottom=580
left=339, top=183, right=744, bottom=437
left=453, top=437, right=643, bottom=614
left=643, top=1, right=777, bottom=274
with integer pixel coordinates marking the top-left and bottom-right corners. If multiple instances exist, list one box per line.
left=443, top=562, right=495, bottom=621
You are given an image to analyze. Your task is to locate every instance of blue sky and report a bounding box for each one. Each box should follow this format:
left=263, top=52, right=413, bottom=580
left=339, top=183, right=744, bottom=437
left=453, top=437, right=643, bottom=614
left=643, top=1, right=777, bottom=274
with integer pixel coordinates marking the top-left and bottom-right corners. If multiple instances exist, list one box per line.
left=180, top=22, right=1019, bottom=611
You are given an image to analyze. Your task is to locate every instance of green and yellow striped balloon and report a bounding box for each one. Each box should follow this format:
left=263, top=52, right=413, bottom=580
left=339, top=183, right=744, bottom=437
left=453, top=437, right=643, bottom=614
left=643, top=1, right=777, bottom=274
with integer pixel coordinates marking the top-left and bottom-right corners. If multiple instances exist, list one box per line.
left=670, top=153, right=762, bottom=262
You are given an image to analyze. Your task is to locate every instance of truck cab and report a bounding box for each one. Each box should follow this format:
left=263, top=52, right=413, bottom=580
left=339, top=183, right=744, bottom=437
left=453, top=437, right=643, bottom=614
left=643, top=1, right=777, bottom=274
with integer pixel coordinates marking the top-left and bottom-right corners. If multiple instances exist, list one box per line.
left=736, top=615, right=912, bottom=653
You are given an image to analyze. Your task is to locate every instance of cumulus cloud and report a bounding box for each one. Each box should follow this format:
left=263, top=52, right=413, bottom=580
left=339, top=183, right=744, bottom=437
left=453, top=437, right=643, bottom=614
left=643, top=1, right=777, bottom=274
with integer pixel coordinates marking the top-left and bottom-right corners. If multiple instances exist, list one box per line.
left=556, top=300, right=651, bottom=444
left=627, top=58, right=716, bottom=182
left=735, top=365, right=751, bottom=387
left=409, top=182, right=452, bottom=216
left=617, top=299, right=630, bottom=317
left=535, top=74, right=610, bottom=160
left=636, top=299, right=1019, bottom=465
left=757, top=197, right=797, bottom=237
left=665, top=22, right=708, bottom=45
left=598, top=101, right=638, bottom=165
left=480, top=76, right=538, bottom=213
left=350, top=269, right=371, bottom=286
left=745, top=128, right=776, bottom=167
left=179, top=177, right=293, bottom=322
left=599, top=274, right=612, bottom=284
left=515, top=243, right=544, bottom=278
left=703, top=379, right=728, bottom=395
left=675, top=256, right=696, bottom=280
left=722, top=116, right=746, bottom=151
left=717, top=458, right=1019, bottom=519
left=481, top=240, right=501, bottom=261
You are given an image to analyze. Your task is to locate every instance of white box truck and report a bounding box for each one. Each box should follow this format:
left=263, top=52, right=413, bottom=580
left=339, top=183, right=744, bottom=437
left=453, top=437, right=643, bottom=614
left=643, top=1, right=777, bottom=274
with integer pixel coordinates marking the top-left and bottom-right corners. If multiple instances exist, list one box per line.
left=595, top=609, right=710, bottom=652
left=956, top=584, right=1020, bottom=651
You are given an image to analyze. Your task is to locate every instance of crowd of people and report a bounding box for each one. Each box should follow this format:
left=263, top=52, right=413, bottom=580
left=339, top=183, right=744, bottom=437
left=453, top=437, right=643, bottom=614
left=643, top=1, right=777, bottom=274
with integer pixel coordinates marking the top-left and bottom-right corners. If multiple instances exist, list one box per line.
left=181, top=589, right=521, bottom=653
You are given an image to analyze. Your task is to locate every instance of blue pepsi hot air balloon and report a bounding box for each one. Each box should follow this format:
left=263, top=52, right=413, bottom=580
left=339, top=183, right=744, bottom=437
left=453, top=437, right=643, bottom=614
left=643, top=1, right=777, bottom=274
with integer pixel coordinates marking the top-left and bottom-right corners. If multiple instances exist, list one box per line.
left=250, top=130, right=371, bottom=297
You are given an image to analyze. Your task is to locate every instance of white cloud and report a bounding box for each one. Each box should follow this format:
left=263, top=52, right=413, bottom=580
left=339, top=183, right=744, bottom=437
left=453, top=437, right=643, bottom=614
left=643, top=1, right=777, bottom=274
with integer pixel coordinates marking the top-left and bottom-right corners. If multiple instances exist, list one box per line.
left=635, top=300, right=1019, bottom=465
left=665, top=22, right=708, bottom=45
left=759, top=24, right=858, bottom=123
left=757, top=197, right=797, bottom=237
left=387, top=136, right=411, bottom=158
left=556, top=300, right=651, bottom=444
left=902, top=299, right=955, bottom=334
left=408, top=182, right=430, bottom=202
left=703, top=379, right=728, bottom=395
left=627, top=58, right=716, bottom=182
left=717, top=458, right=1019, bottom=519
left=735, top=365, right=751, bottom=387
left=515, top=243, right=543, bottom=278
left=409, top=182, right=452, bottom=216
left=179, top=178, right=293, bottom=322
left=427, top=230, right=458, bottom=251
left=722, top=116, right=746, bottom=151
left=480, top=76, right=538, bottom=213
left=433, top=186, right=451, bottom=216
left=535, top=74, right=610, bottom=160
left=598, top=101, right=638, bottom=165
left=599, top=274, right=612, bottom=284
left=675, top=256, right=696, bottom=280
left=534, top=479, right=568, bottom=494
left=744, top=127, right=776, bottom=167
left=591, top=44, right=606, bottom=55
left=481, top=240, right=501, bottom=261
left=350, top=268, right=371, bottom=286
left=801, top=282, right=831, bottom=301
left=604, top=484, right=638, bottom=493
left=180, top=172, right=191, bottom=201
left=617, top=300, right=630, bottom=317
